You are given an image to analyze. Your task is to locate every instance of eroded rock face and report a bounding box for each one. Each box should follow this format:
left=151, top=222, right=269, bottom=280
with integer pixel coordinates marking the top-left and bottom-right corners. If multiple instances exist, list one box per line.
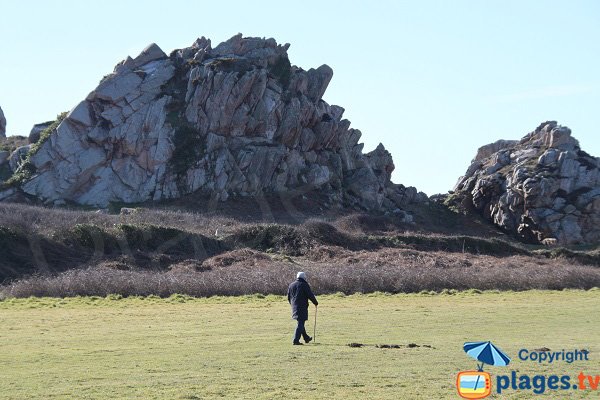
left=0, top=106, right=6, bottom=138
left=454, top=121, right=600, bottom=244
left=17, top=34, right=425, bottom=209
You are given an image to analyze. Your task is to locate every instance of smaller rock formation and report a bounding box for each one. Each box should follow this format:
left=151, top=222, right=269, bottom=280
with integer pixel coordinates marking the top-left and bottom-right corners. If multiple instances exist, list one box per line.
left=9, top=145, right=31, bottom=173
left=0, top=150, right=9, bottom=164
left=473, top=139, right=518, bottom=162
left=28, top=121, right=54, bottom=144
left=453, top=121, right=600, bottom=244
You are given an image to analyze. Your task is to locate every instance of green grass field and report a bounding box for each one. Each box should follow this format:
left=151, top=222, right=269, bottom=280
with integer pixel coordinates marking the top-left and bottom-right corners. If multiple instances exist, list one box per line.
left=1, top=290, right=599, bottom=399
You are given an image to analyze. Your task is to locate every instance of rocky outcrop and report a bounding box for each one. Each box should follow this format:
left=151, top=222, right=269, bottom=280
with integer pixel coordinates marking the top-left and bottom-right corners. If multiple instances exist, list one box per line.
left=12, top=34, right=425, bottom=210
left=0, top=151, right=9, bottom=164
left=453, top=121, right=600, bottom=244
left=473, top=139, right=518, bottom=162
left=9, top=145, right=31, bottom=173
left=28, top=121, right=54, bottom=144
left=0, top=106, right=6, bottom=138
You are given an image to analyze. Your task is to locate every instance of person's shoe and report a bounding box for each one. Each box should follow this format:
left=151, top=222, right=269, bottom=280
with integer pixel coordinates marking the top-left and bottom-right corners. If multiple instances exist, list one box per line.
left=304, top=336, right=313, bottom=344
left=293, top=342, right=303, bottom=345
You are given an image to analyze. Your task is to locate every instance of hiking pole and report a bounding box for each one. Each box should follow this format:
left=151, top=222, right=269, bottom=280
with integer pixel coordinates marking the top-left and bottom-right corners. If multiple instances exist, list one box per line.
left=313, top=305, right=318, bottom=344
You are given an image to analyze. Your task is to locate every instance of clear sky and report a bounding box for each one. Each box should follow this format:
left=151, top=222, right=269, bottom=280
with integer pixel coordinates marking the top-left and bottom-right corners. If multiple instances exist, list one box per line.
left=1, top=0, right=598, bottom=195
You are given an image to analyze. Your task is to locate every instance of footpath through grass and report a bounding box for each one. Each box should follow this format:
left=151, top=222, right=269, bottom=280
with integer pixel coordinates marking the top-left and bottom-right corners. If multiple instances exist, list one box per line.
left=0, top=290, right=599, bottom=399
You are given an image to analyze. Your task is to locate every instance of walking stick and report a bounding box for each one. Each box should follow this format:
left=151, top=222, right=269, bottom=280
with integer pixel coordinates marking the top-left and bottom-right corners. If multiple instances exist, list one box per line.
left=313, top=305, right=318, bottom=344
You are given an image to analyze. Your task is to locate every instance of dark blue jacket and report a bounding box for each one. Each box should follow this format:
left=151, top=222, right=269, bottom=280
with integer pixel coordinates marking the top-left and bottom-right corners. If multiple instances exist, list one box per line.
left=287, top=278, right=318, bottom=321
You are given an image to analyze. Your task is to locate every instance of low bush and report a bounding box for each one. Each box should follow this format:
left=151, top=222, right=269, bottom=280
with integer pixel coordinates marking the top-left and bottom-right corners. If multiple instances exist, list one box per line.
left=1, top=203, right=599, bottom=297
left=370, top=234, right=527, bottom=257
left=2, top=253, right=599, bottom=298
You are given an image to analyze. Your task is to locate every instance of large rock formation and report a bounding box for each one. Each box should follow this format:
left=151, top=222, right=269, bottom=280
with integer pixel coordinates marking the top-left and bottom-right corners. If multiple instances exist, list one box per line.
left=453, top=121, right=600, bottom=244
left=0, top=106, right=6, bottom=138
left=7, top=34, right=424, bottom=210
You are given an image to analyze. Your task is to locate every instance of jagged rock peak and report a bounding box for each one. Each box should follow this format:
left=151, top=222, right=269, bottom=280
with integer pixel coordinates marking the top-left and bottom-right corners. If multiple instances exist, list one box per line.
left=473, top=139, right=519, bottom=162
left=453, top=121, right=600, bottom=245
left=4, top=34, right=426, bottom=213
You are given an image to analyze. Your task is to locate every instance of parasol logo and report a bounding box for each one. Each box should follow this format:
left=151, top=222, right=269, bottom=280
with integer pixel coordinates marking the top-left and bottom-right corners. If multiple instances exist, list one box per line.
left=456, top=341, right=511, bottom=399
left=457, top=341, right=597, bottom=396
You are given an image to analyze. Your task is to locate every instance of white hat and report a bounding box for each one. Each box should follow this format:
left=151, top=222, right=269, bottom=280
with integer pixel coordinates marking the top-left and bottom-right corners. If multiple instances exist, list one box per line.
left=297, top=272, right=307, bottom=280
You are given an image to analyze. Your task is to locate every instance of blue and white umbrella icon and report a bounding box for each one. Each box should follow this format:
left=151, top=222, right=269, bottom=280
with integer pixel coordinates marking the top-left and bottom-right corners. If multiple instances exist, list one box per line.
left=463, top=341, right=511, bottom=394
left=464, top=341, right=511, bottom=370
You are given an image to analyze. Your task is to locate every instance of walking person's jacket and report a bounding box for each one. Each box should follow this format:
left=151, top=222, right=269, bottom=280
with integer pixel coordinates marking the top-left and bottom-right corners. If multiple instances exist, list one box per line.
left=287, top=277, right=318, bottom=321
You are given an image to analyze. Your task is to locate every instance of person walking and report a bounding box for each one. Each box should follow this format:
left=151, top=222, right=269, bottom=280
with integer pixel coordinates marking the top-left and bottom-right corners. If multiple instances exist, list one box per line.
left=287, top=272, right=318, bottom=345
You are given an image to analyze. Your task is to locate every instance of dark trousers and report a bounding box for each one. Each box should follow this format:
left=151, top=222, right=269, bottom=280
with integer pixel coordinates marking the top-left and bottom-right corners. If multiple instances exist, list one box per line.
left=293, top=319, right=310, bottom=343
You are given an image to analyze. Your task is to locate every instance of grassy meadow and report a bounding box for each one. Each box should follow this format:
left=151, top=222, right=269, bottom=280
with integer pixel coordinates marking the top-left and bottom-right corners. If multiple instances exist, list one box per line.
left=1, top=290, right=599, bottom=399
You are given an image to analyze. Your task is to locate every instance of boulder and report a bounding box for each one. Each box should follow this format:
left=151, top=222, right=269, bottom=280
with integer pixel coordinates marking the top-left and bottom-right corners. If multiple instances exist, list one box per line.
left=453, top=121, right=600, bottom=244
left=0, top=150, right=9, bottom=164
left=473, top=139, right=518, bottom=162
left=29, top=121, right=54, bottom=144
left=119, top=207, right=138, bottom=215
left=9, top=145, right=31, bottom=172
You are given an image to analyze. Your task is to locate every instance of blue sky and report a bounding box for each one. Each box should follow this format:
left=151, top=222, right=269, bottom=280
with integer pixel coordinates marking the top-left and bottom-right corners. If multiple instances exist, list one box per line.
left=1, top=0, right=598, bottom=195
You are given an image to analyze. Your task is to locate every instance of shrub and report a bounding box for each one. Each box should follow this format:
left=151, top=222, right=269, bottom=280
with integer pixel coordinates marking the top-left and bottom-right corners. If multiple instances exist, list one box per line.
left=227, top=224, right=309, bottom=255
left=169, top=125, right=206, bottom=182
left=269, top=55, right=292, bottom=89
left=0, top=135, right=28, bottom=153
left=2, top=203, right=600, bottom=298
left=2, top=253, right=600, bottom=298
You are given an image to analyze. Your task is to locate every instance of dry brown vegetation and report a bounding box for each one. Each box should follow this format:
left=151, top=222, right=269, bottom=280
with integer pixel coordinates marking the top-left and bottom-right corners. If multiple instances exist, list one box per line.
left=0, top=135, right=28, bottom=154
left=1, top=201, right=599, bottom=298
